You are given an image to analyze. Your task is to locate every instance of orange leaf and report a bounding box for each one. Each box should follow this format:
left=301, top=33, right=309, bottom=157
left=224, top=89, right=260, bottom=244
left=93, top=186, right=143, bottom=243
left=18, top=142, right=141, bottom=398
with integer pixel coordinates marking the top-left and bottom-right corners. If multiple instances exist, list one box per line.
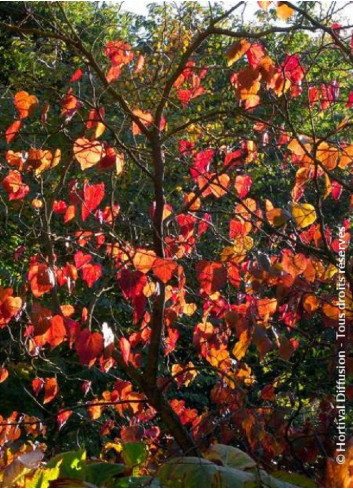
left=152, top=258, right=178, bottom=283
left=258, top=1, right=272, bottom=10
left=43, top=377, right=58, bottom=404
left=5, top=151, right=25, bottom=170
left=226, top=39, right=251, bottom=66
left=281, top=251, right=308, bottom=278
left=276, top=2, right=294, bottom=20
left=233, top=329, right=252, bottom=360
left=28, top=263, right=54, bottom=298
left=0, top=368, right=9, bottom=383
left=195, top=260, right=227, bottom=295
left=261, top=384, right=276, bottom=400
left=323, top=301, right=339, bottom=320
left=257, top=298, right=277, bottom=323
left=61, top=89, right=80, bottom=116
left=27, top=147, right=61, bottom=176
left=303, top=294, right=319, bottom=314
left=64, top=204, right=76, bottom=223
left=47, top=315, right=67, bottom=349
left=119, top=337, right=131, bottom=365
left=133, top=249, right=157, bottom=273
left=87, top=399, right=105, bottom=420
left=339, top=144, right=353, bottom=169
left=106, top=65, right=121, bottom=83
left=209, top=173, right=230, bottom=198
left=132, top=109, right=153, bottom=136
left=5, top=120, right=21, bottom=144
left=134, top=54, right=145, bottom=74
left=73, top=138, right=104, bottom=170
left=1, top=296, right=22, bottom=323
left=325, top=437, right=353, bottom=488
left=14, top=91, right=38, bottom=119
left=87, top=108, right=106, bottom=139
left=1, top=170, right=30, bottom=201
left=316, top=142, right=338, bottom=170
left=265, top=200, right=288, bottom=227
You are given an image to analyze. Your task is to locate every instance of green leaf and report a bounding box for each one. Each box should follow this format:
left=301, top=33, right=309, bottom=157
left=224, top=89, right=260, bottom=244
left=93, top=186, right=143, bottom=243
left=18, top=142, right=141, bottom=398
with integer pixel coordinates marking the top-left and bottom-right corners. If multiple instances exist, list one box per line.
left=121, top=442, right=147, bottom=468
left=204, top=444, right=256, bottom=471
left=157, top=457, right=255, bottom=488
left=271, top=471, right=317, bottom=488
left=255, top=470, right=299, bottom=488
left=112, top=476, right=160, bottom=488
left=84, top=462, right=125, bottom=486
left=47, top=449, right=86, bottom=479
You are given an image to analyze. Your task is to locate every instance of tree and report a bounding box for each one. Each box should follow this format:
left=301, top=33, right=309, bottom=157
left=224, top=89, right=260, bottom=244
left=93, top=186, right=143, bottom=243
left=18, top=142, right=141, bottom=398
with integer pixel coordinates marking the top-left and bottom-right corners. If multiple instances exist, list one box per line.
left=0, top=1, right=352, bottom=487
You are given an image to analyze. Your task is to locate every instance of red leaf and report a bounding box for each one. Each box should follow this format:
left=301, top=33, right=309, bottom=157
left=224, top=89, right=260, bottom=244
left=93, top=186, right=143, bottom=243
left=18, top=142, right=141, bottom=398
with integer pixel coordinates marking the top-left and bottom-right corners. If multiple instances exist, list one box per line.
left=190, top=149, right=214, bottom=180
left=75, top=329, right=104, bottom=366
left=165, top=327, right=180, bottom=355
left=332, top=180, right=343, bottom=200
left=261, top=384, right=276, bottom=401
left=246, top=43, right=266, bottom=67
left=43, top=377, right=58, bottom=404
left=52, top=200, right=67, bottom=214
left=104, top=40, right=133, bottom=66
left=119, top=337, right=131, bottom=365
left=30, top=303, right=52, bottom=335
left=70, top=69, right=83, bottom=82
left=74, top=251, right=92, bottom=269
left=32, top=378, right=44, bottom=396
left=234, top=175, right=252, bottom=198
left=81, top=182, right=105, bottom=221
left=195, top=260, right=227, bottom=295
left=117, top=269, right=147, bottom=300
left=81, top=263, right=102, bottom=287
left=346, top=91, right=353, bottom=108
left=57, top=409, right=73, bottom=430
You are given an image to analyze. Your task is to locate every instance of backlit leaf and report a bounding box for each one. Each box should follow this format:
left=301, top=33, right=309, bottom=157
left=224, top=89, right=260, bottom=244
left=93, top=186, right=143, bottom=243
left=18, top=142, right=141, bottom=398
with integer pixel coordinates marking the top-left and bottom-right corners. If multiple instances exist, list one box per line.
left=290, top=203, right=317, bottom=229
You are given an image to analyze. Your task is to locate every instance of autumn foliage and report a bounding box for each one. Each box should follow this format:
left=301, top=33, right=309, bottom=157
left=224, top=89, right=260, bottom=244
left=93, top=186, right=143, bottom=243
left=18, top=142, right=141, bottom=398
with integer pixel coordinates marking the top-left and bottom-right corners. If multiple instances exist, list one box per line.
left=0, top=1, right=352, bottom=488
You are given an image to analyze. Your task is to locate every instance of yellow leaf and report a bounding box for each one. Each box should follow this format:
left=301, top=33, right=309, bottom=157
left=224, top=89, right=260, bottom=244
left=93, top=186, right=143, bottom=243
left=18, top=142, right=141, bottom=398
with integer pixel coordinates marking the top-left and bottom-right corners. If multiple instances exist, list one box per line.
left=290, top=202, right=317, bottom=229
